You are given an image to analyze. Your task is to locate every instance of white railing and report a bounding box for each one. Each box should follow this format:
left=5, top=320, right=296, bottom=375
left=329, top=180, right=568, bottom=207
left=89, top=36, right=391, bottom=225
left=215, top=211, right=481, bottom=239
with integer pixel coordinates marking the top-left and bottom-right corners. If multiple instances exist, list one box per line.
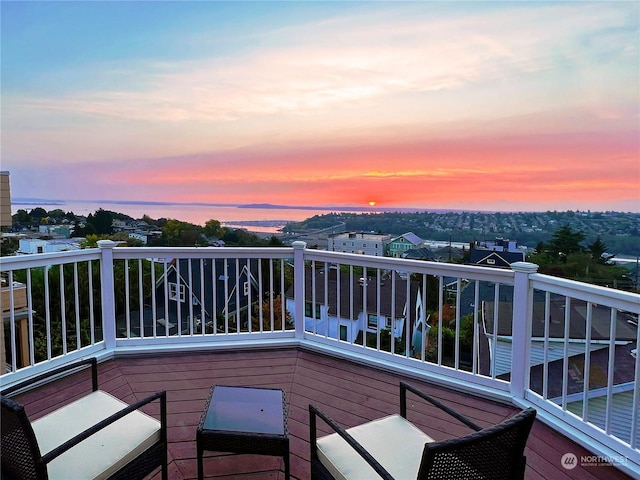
left=107, top=243, right=298, bottom=353
left=0, top=248, right=105, bottom=379
left=0, top=240, right=638, bottom=476
left=526, top=273, right=640, bottom=471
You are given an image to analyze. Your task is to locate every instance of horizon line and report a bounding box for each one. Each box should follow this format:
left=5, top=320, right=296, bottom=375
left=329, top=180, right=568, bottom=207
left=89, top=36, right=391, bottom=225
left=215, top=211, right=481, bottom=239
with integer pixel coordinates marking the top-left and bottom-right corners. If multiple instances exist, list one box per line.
left=11, top=197, right=639, bottom=215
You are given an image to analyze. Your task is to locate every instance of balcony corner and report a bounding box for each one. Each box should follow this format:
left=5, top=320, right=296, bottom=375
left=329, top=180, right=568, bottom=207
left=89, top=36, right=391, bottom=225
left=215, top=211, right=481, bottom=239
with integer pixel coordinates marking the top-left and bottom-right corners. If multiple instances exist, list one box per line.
left=510, top=261, right=539, bottom=400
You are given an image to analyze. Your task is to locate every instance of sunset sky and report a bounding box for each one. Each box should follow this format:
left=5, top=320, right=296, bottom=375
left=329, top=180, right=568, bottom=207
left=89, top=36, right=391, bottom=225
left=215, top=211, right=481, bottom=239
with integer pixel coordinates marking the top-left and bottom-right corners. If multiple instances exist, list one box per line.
left=2, top=1, right=639, bottom=212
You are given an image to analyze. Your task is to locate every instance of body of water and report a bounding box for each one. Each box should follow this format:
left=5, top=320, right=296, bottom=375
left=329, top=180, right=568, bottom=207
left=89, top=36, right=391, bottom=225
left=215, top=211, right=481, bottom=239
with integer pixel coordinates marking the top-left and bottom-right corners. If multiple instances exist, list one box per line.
left=12, top=200, right=367, bottom=233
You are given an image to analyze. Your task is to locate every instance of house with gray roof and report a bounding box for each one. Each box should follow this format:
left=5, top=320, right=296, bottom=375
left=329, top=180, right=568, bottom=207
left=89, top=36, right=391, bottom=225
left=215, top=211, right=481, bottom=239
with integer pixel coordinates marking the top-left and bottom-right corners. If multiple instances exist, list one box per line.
left=388, top=232, right=423, bottom=258
left=482, top=297, right=637, bottom=376
left=482, top=297, right=638, bottom=447
left=403, top=247, right=437, bottom=262
left=285, top=266, right=426, bottom=351
left=116, top=258, right=260, bottom=337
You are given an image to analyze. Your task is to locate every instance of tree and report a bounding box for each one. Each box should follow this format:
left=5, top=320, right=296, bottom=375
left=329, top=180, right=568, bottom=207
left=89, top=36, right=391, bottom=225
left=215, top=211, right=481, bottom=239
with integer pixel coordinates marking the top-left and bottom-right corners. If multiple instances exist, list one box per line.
left=48, top=209, right=66, bottom=221
left=82, top=234, right=101, bottom=248
left=29, top=207, right=48, bottom=223
left=112, top=258, right=161, bottom=320
left=528, top=236, right=629, bottom=289
left=161, top=219, right=204, bottom=246
left=12, top=209, right=31, bottom=224
left=87, top=209, right=114, bottom=235
left=431, top=303, right=455, bottom=325
left=141, top=214, right=155, bottom=225
left=14, top=262, right=102, bottom=362
left=366, top=328, right=405, bottom=354
left=266, top=235, right=284, bottom=246
left=426, top=325, right=455, bottom=365
left=260, top=260, right=293, bottom=299
left=587, top=237, right=609, bottom=264
left=1, top=237, right=19, bottom=256
left=203, top=219, right=225, bottom=239
left=252, top=295, right=292, bottom=331
left=547, top=225, right=585, bottom=259
left=221, top=228, right=265, bottom=246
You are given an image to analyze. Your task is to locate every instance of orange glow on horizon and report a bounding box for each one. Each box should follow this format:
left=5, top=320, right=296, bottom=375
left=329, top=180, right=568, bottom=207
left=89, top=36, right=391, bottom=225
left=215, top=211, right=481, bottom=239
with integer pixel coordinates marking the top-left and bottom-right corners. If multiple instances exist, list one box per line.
left=13, top=110, right=636, bottom=213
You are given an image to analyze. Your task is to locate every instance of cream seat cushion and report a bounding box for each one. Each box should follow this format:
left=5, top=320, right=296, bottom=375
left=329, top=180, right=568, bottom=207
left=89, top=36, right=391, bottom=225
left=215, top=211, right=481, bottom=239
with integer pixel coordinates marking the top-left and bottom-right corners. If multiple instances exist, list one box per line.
left=316, top=414, right=433, bottom=480
left=31, top=390, right=161, bottom=480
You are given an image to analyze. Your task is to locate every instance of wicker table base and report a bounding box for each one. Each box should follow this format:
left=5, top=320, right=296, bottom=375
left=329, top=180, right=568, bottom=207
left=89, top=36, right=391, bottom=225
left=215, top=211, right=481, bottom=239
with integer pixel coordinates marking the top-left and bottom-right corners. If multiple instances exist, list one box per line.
left=197, top=385, right=290, bottom=479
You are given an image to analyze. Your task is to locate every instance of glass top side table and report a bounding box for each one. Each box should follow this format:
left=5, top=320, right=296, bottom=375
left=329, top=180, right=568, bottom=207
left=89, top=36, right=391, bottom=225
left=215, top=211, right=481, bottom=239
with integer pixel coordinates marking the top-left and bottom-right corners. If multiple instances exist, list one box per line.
left=197, top=385, right=289, bottom=479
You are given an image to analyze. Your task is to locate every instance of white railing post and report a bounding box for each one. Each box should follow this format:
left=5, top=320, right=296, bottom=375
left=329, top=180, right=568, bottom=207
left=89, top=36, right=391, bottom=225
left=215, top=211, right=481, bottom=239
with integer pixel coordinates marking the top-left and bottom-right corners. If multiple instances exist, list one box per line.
left=292, top=241, right=307, bottom=340
left=510, top=261, right=539, bottom=400
left=98, top=240, right=118, bottom=352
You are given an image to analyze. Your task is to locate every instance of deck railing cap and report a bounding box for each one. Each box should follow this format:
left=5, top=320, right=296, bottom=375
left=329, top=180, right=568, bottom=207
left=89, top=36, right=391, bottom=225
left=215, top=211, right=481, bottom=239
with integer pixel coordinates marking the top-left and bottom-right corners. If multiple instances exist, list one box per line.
left=97, top=240, right=119, bottom=249
left=510, top=261, right=539, bottom=273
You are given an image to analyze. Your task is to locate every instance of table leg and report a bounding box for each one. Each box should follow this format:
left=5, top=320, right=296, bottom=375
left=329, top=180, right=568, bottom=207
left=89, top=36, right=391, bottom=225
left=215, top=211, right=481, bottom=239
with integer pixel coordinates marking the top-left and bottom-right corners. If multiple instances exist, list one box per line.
left=284, top=454, right=290, bottom=480
left=284, top=438, right=290, bottom=480
left=197, top=435, right=204, bottom=480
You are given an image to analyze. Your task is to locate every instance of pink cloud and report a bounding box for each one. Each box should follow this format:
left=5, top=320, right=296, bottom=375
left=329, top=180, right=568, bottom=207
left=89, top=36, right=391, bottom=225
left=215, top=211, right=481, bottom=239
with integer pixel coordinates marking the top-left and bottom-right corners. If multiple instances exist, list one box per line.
left=51, top=122, right=631, bottom=213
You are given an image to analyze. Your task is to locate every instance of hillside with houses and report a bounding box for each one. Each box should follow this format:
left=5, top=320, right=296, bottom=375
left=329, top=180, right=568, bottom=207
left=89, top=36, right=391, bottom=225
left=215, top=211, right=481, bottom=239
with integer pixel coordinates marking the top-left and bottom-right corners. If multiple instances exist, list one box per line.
left=283, top=210, right=640, bottom=257
left=4, top=206, right=637, bottom=292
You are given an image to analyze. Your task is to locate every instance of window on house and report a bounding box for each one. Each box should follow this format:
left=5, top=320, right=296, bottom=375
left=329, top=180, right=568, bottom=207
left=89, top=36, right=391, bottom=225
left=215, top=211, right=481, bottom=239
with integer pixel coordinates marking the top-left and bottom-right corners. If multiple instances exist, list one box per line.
left=305, top=302, right=321, bottom=319
left=487, top=259, right=496, bottom=265
left=367, top=314, right=378, bottom=329
left=243, top=281, right=249, bottom=296
left=386, top=317, right=392, bottom=328
left=339, top=325, right=348, bottom=341
left=168, top=282, right=185, bottom=302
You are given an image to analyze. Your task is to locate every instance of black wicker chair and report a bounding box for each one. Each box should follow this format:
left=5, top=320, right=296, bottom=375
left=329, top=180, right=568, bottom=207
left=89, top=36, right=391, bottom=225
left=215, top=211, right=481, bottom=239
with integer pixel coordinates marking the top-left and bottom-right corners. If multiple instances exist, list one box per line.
left=1, top=358, right=168, bottom=480
left=309, top=381, right=536, bottom=480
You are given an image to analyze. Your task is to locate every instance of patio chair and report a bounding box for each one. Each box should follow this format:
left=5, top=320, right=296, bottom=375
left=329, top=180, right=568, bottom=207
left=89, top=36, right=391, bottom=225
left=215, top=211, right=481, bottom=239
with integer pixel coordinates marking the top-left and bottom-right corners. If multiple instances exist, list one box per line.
left=309, top=381, right=536, bottom=480
left=1, top=358, right=167, bottom=480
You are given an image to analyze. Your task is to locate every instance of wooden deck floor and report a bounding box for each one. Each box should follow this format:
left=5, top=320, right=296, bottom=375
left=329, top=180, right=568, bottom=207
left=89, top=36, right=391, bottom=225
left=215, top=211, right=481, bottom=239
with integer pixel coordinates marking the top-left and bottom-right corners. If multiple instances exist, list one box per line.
left=13, top=348, right=632, bottom=480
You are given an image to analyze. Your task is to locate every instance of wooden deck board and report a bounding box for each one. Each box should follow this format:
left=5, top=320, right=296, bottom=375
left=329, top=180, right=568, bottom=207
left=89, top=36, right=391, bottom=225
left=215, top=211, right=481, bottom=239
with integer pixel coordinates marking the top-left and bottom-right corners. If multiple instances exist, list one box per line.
left=11, top=347, right=633, bottom=480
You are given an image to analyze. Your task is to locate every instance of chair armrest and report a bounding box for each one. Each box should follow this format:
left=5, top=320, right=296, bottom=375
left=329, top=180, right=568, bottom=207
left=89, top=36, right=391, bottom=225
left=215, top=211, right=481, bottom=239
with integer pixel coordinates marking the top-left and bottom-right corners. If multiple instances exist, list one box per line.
left=309, top=404, right=394, bottom=480
left=400, top=382, right=482, bottom=432
left=1, top=358, right=98, bottom=396
left=41, top=390, right=167, bottom=465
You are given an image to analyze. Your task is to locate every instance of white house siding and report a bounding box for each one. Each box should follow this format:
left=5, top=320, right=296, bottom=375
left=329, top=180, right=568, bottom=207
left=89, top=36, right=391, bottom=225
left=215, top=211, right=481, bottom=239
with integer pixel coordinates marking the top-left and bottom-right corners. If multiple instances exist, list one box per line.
left=18, top=239, right=47, bottom=254
left=18, top=239, right=81, bottom=254
left=305, top=314, right=360, bottom=343
left=129, top=233, right=148, bottom=244
left=491, top=339, right=608, bottom=377
left=287, top=297, right=406, bottom=344
left=327, top=232, right=391, bottom=256
left=286, top=298, right=357, bottom=341
left=567, top=390, right=639, bottom=449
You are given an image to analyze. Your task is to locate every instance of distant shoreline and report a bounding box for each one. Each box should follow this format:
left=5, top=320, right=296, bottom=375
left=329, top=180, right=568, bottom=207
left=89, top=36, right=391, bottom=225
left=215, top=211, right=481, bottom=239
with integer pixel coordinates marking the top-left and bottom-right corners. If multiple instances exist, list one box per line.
left=12, top=198, right=417, bottom=213
left=13, top=198, right=638, bottom=215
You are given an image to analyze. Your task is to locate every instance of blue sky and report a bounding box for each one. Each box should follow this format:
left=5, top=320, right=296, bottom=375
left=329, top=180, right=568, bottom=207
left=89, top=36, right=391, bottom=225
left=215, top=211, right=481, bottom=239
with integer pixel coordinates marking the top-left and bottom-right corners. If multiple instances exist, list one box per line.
left=2, top=1, right=639, bottom=212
